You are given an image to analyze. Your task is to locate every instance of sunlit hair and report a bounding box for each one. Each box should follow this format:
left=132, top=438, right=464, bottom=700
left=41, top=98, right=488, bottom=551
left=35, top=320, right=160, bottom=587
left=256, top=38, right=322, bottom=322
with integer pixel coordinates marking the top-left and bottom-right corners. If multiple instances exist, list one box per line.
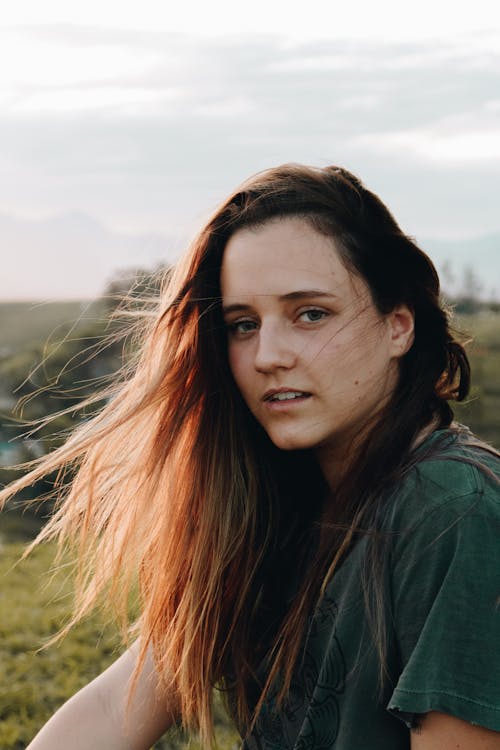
left=0, top=164, right=470, bottom=745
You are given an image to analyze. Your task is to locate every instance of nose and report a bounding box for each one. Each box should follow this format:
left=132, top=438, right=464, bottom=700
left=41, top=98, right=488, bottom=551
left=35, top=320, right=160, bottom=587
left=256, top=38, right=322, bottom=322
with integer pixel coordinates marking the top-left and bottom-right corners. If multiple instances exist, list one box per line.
left=254, top=321, right=296, bottom=373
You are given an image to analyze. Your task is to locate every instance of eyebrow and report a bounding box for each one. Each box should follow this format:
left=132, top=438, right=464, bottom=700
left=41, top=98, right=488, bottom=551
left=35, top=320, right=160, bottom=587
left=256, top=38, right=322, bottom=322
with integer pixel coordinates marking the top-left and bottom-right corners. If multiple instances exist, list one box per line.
left=222, top=289, right=338, bottom=315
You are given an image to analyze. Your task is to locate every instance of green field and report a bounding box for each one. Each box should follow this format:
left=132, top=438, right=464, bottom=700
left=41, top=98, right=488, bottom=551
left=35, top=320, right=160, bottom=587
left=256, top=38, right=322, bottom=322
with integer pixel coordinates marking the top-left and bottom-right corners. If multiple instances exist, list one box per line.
left=0, top=540, right=239, bottom=748
left=453, top=312, right=500, bottom=448
left=0, top=301, right=103, bottom=354
left=0, top=300, right=498, bottom=746
left=0, top=542, right=121, bottom=748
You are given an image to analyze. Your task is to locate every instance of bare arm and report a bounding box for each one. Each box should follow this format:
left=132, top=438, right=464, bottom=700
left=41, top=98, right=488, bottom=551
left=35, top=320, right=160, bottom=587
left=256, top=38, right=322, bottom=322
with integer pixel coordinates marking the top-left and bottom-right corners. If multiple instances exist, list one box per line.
left=411, top=712, right=500, bottom=750
left=27, top=642, right=179, bottom=750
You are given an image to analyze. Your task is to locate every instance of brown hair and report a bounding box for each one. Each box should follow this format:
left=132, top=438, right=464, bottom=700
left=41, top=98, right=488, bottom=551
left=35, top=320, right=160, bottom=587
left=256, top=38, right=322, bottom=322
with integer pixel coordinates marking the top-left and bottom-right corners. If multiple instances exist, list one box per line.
left=0, top=164, right=470, bottom=745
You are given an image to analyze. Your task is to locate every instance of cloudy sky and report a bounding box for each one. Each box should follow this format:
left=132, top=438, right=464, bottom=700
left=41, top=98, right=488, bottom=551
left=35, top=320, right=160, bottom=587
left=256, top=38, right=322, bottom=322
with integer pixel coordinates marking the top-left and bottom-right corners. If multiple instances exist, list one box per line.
left=1, top=0, right=500, bottom=299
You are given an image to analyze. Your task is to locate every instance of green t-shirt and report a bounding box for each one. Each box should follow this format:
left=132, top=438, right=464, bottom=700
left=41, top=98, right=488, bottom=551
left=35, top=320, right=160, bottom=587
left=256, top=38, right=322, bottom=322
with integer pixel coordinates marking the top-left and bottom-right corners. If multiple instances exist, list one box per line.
left=242, top=427, right=500, bottom=749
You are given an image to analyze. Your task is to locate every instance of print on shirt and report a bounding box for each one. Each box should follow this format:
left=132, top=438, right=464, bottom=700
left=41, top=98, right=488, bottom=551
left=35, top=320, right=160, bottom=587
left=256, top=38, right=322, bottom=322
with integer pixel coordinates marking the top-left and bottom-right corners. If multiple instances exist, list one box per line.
left=247, top=593, right=346, bottom=750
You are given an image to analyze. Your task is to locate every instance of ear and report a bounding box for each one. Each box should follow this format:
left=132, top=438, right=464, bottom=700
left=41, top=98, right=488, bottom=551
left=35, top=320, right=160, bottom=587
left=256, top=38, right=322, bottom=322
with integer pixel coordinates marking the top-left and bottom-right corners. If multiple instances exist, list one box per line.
left=387, top=304, right=415, bottom=358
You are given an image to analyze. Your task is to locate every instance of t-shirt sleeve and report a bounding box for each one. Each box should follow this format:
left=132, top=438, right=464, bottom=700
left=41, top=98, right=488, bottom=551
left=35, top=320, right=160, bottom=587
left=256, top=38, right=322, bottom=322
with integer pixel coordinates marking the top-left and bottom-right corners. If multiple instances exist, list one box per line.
left=386, top=480, right=500, bottom=731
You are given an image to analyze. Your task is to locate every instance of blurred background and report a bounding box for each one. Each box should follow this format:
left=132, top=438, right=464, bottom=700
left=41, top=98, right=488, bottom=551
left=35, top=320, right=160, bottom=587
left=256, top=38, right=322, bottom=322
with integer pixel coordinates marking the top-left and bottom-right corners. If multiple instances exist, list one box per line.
left=1, top=1, right=499, bottom=746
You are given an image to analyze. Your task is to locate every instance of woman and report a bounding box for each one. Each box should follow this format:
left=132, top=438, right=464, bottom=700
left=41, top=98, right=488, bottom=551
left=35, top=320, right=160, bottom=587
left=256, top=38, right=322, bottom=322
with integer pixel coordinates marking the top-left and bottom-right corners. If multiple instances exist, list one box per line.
left=2, top=164, right=500, bottom=749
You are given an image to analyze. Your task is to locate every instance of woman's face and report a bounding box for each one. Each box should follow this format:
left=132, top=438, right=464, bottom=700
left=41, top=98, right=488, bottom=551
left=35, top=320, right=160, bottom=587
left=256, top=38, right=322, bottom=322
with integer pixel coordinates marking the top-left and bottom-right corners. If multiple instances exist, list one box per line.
left=220, top=217, right=413, bottom=471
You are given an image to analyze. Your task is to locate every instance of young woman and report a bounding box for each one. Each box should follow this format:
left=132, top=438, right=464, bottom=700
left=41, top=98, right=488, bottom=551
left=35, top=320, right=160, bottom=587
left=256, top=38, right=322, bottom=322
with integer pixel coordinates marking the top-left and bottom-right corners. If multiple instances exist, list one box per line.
left=2, top=164, right=500, bottom=749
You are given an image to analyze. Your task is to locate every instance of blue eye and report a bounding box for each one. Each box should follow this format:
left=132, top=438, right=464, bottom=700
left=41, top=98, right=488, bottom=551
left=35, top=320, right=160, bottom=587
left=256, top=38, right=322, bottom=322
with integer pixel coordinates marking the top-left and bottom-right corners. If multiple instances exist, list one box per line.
left=299, top=309, right=328, bottom=323
left=227, top=319, right=258, bottom=335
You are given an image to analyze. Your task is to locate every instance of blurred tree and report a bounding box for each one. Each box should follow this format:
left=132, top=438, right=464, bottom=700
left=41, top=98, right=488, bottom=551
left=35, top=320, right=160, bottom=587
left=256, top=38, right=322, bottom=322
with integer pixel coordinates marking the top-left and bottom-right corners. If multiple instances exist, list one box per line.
left=455, top=264, right=484, bottom=314
left=102, top=264, right=169, bottom=313
left=440, top=259, right=456, bottom=301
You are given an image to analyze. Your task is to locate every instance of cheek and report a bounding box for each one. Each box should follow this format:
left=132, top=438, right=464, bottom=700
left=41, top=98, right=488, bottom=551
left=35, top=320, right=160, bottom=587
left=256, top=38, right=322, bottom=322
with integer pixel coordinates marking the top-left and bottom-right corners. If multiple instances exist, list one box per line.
left=312, top=332, right=355, bottom=373
left=313, top=324, right=382, bottom=385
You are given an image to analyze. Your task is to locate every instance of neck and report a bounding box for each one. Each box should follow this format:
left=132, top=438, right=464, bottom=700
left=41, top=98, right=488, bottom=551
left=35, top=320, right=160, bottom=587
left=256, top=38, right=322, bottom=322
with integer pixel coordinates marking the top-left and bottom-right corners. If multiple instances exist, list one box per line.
left=315, top=435, right=362, bottom=493
left=316, top=417, right=440, bottom=494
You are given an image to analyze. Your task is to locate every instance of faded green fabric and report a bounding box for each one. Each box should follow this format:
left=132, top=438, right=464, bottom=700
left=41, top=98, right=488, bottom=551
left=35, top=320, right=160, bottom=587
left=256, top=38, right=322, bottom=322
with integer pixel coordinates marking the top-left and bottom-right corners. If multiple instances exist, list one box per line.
left=242, top=427, right=500, bottom=749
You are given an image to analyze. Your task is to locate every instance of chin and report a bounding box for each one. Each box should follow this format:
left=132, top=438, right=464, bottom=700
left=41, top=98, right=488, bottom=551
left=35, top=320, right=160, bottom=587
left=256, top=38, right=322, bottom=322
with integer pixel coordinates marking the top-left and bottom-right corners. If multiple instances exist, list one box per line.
left=267, top=431, right=314, bottom=452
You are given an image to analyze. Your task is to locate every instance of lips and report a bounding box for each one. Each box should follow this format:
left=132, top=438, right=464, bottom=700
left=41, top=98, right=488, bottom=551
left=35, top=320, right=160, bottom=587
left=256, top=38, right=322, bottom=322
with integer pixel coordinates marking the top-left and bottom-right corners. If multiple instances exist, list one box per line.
left=263, top=389, right=312, bottom=402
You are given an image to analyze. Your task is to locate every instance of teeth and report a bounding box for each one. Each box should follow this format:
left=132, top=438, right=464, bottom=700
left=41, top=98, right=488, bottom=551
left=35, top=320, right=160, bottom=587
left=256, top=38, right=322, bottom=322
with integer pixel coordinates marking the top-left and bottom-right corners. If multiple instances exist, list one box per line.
left=270, top=392, right=307, bottom=401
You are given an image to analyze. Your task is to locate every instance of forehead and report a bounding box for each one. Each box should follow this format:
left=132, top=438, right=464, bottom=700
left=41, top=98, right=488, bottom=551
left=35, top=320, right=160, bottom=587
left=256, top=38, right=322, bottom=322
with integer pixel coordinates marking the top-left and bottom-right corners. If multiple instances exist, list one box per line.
left=220, top=217, right=357, bottom=298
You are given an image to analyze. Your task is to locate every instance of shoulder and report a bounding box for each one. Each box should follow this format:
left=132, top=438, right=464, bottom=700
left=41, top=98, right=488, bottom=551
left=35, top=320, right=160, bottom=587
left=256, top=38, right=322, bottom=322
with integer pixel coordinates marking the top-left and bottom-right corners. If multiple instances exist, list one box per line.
left=384, top=425, right=500, bottom=536
left=383, top=426, right=500, bottom=614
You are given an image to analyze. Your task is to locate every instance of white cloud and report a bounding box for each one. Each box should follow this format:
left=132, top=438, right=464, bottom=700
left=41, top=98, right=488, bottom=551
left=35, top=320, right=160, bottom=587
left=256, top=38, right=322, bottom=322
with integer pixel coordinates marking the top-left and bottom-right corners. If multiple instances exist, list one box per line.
left=355, top=125, right=500, bottom=164
left=0, top=30, right=162, bottom=88
left=2, top=26, right=499, bottom=121
left=194, top=96, right=256, bottom=119
left=268, top=53, right=368, bottom=73
left=0, top=27, right=176, bottom=115
left=2, top=0, right=500, bottom=40
left=10, top=87, right=181, bottom=116
left=269, top=32, right=500, bottom=75
left=337, top=94, right=381, bottom=111
left=423, top=130, right=500, bottom=162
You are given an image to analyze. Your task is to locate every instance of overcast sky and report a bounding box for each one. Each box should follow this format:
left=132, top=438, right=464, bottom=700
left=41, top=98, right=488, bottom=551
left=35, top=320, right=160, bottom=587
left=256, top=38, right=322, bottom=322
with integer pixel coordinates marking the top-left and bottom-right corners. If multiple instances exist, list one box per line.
left=1, top=1, right=500, bottom=299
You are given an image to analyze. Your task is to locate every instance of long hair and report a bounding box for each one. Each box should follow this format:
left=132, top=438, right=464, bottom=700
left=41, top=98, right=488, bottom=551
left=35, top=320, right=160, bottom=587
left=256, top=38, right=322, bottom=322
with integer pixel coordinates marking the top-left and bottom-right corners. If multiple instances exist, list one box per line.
left=0, top=164, right=470, bottom=745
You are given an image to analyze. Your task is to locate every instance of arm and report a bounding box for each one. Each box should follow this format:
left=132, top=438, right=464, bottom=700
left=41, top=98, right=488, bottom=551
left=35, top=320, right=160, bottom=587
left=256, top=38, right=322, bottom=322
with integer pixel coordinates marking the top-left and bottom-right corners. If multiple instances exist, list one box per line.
left=27, top=642, right=179, bottom=750
left=411, top=711, right=500, bottom=750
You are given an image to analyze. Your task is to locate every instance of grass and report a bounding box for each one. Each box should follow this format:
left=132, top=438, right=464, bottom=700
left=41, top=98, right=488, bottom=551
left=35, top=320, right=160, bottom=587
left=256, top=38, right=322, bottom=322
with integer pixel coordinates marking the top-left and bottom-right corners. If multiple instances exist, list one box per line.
left=454, top=312, right=500, bottom=448
left=0, top=542, right=239, bottom=749
left=0, top=542, right=119, bottom=747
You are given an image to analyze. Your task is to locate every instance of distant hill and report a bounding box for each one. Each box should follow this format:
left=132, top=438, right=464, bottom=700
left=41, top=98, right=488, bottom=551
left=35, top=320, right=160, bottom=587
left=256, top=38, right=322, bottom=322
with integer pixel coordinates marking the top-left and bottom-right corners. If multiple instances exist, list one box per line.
left=0, top=211, right=181, bottom=300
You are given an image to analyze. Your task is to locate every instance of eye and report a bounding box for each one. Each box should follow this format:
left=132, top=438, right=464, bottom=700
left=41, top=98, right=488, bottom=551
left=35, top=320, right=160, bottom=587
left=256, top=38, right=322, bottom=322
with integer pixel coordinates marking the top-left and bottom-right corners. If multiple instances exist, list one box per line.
left=298, top=308, right=329, bottom=323
left=226, top=318, right=258, bottom=336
